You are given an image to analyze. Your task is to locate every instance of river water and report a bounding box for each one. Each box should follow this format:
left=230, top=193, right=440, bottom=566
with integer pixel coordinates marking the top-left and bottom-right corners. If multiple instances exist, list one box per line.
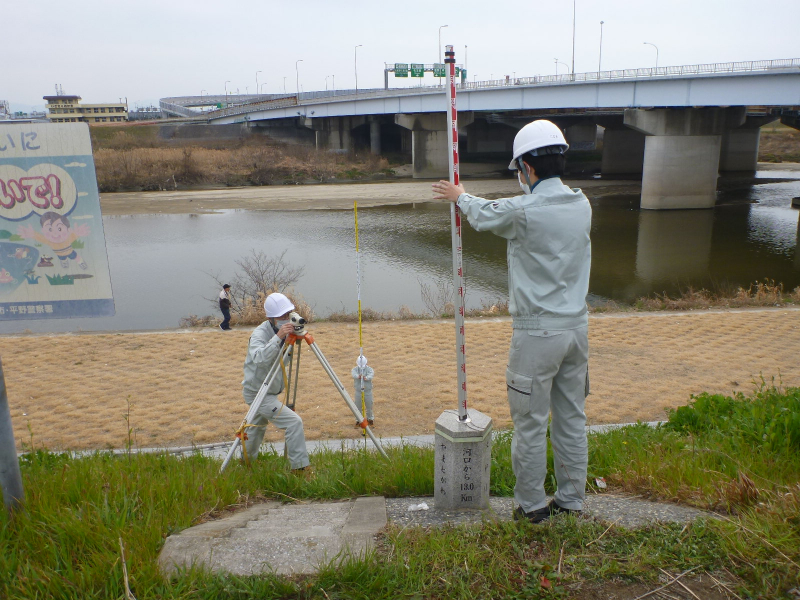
left=3, top=172, right=799, bottom=334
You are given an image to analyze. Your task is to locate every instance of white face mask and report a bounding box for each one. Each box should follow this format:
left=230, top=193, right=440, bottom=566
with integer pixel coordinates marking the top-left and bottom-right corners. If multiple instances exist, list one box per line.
left=518, top=171, right=532, bottom=195
left=275, top=319, right=290, bottom=328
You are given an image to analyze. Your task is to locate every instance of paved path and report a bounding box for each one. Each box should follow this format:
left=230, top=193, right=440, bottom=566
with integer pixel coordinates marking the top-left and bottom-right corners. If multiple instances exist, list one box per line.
left=95, top=422, right=664, bottom=461
left=158, top=491, right=716, bottom=576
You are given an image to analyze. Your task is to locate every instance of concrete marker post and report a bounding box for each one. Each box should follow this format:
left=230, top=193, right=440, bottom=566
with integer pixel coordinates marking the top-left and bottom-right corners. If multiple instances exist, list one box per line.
left=0, top=358, right=24, bottom=514
left=435, top=45, right=492, bottom=511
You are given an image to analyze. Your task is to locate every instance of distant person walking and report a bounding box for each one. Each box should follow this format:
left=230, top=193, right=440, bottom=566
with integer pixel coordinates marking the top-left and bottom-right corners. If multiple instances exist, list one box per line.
left=433, top=119, right=592, bottom=524
left=219, top=284, right=232, bottom=331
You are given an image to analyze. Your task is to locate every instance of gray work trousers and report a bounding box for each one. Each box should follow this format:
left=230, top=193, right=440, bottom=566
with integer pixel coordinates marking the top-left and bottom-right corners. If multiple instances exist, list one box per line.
left=506, top=326, right=589, bottom=512
left=242, top=393, right=310, bottom=470
left=353, top=380, right=374, bottom=420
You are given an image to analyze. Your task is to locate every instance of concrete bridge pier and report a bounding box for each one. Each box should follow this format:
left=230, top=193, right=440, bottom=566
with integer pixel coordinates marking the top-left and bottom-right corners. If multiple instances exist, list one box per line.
left=719, top=116, right=775, bottom=173
left=307, top=116, right=367, bottom=152
left=396, top=112, right=474, bottom=178
left=369, top=117, right=381, bottom=155
left=564, top=121, right=598, bottom=151
left=600, top=127, right=646, bottom=175
left=625, top=107, right=746, bottom=210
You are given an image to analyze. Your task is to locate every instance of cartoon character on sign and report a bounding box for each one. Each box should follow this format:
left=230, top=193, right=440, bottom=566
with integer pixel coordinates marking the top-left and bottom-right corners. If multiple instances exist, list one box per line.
left=18, top=212, right=89, bottom=270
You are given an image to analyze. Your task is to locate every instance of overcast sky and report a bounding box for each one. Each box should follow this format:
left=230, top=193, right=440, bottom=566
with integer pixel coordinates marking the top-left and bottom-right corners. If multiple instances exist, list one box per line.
left=6, top=0, right=799, bottom=112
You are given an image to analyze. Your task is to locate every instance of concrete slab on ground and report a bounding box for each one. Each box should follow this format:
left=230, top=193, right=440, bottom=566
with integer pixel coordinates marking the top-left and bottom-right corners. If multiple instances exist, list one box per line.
left=159, top=496, right=386, bottom=577
left=158, top=493, right=716, bottom=577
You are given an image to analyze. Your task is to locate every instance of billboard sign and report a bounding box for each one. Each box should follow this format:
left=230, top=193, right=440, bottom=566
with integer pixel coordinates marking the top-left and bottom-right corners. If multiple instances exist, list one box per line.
left=0, top=123, right=114, bottom=320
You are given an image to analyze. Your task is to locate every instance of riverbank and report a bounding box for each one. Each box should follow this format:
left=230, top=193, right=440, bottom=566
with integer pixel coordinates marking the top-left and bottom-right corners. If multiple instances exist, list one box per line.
left=97, top=163, right=800, bottom=215
left=98, top=177, right=638, bottom=215
left=4, top=308, right=799, bottom=452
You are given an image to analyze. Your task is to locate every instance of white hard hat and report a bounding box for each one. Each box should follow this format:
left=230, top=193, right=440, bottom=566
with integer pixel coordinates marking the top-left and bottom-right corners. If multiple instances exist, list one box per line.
left=357, top=355, right=368, bottom=367
left=508, top=120, right=569, bottom=170
left=263, top=292, right=295, bottom=318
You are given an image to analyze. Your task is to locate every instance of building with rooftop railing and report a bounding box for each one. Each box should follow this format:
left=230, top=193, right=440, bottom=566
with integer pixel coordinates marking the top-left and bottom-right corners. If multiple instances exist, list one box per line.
left=43, top=95, right=128, bottom=124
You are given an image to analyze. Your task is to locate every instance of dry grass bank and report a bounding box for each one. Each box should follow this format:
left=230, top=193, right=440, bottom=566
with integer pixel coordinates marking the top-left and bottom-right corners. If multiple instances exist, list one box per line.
left=759, top=124, right=800, bottom=163
left=90, top=126, right=392, bottom=192
left=93, top=143, right=391, bottom=192
left=3, top=309, right=800, bottom=452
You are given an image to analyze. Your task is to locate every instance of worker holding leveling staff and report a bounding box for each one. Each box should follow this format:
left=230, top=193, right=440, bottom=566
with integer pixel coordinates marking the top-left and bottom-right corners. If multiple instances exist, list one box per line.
left=432, top=119, right=591, bottom=524
left=351, top=355, right=375, bottom=427
left=241, top=292, right=311, bottom=473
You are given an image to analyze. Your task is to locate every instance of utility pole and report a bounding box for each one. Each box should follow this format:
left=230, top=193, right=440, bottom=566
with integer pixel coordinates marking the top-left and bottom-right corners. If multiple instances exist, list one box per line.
left=0, top=358, right=24, bottom=515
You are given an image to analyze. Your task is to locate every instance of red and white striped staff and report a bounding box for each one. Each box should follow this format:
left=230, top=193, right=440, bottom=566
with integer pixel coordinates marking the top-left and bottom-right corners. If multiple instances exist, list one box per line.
left=444, top=45, right=469, bottom=422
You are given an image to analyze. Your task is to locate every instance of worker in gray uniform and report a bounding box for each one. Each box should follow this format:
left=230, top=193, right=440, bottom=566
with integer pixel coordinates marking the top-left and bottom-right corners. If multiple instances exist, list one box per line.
left=241, top=292, right=311, bottom=474
left=432, top=119, right=591, bottom=523
left=351, top=355, right=375, bottom=427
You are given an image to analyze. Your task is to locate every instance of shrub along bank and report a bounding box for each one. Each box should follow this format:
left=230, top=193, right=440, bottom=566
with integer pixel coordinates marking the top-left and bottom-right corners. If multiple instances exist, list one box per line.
left=1, top=384, right=798, bottom=598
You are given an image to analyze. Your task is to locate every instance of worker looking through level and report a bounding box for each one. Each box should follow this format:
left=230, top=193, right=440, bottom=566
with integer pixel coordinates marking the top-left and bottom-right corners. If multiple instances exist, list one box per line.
left=432, top=119, right=591, bottom=524
left=240, top=292, right=311, bottom=475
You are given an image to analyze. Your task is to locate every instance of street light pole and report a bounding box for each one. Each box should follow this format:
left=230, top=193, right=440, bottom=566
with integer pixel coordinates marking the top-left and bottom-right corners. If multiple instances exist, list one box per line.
left=256, top=71, right=262, bottom=95
left=295, top=60, right=303, bottom=97
left=224, top=80, right=230, bottom=104
left=283, top=77, right=287, bottom=94
left=354, top=44, right=362, bottom=94
left=598, top=21, right=604, bottom=76
left=643, top=42, right=659, bottom=69
left=571, top=0, right=576, bottom=75
left=438, top=24, right=448, bottom=85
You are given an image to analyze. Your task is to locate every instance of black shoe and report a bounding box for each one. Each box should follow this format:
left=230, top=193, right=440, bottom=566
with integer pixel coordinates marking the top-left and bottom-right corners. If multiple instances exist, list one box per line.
left=513, top=499, right=581, bottom=524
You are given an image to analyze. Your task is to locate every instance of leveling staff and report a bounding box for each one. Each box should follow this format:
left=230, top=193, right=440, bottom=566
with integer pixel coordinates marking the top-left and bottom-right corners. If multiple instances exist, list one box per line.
left=241, top=292, right=311, bottom=473
left=433, top=120, right=591, bottom=524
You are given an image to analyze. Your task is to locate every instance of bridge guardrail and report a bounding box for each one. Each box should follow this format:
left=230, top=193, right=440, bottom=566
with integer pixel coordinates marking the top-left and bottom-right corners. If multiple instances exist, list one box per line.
left=204, top=95, right=298, bottom=120
left=201, top=57, right=800, bottom=120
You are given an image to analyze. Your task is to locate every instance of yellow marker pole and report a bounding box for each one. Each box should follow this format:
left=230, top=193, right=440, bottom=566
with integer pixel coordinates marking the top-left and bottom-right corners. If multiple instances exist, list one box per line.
left=355, top=202, right=367, bottom=439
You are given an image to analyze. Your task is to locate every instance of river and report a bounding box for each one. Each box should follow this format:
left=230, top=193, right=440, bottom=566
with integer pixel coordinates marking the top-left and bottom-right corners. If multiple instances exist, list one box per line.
left=2, top=171, right=799, bottom=334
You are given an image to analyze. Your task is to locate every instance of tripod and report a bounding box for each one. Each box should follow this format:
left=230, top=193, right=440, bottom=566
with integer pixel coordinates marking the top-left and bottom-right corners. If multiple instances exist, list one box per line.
left=220, top=327, right=388, bottom=473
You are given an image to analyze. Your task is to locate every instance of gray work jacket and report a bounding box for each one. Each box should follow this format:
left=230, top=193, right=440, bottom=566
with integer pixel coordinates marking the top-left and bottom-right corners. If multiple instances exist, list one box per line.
left=456, top=177, right=592, bottom=330
left=242, top=321, right=285, bottom=402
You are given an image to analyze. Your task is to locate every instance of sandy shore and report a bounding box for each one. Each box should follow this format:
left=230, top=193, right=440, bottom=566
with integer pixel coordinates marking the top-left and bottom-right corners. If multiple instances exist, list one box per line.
left=99, top=178, right=639, bottom=215
left=3, top=308, right=799, bottom=451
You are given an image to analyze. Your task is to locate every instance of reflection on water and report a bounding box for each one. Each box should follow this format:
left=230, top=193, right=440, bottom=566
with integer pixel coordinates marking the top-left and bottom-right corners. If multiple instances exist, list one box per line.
left=3, top=173, right=800, bottom=334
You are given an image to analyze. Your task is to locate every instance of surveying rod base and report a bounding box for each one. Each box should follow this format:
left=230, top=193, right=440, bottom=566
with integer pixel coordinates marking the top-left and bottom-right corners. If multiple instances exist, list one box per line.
left=434, top=408, right=492, bottom=510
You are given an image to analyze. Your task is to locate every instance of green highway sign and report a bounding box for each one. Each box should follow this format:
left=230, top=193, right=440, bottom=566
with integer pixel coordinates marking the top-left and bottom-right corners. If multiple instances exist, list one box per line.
left=395, top=63, right=409, bottom=77
left=433, top=63, right=446, bottom=77
left=411, top=63, right=424, bottom=77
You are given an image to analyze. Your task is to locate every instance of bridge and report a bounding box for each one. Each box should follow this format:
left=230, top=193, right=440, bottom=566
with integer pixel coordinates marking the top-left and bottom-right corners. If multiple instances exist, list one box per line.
left=162, top=59, right=800, bottom=210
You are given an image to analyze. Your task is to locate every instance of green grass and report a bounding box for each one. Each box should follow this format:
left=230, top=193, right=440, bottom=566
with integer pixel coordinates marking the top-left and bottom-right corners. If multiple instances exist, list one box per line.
left=2, top=385, right=799, bottom=598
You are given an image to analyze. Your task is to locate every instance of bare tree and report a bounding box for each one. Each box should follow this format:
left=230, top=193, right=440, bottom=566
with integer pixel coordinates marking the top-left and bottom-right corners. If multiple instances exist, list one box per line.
left=232, top=249, right=304, bottom=301
left=206, top=249, right=305, bottom=318
left=420, top=278, right=455, bottom=318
